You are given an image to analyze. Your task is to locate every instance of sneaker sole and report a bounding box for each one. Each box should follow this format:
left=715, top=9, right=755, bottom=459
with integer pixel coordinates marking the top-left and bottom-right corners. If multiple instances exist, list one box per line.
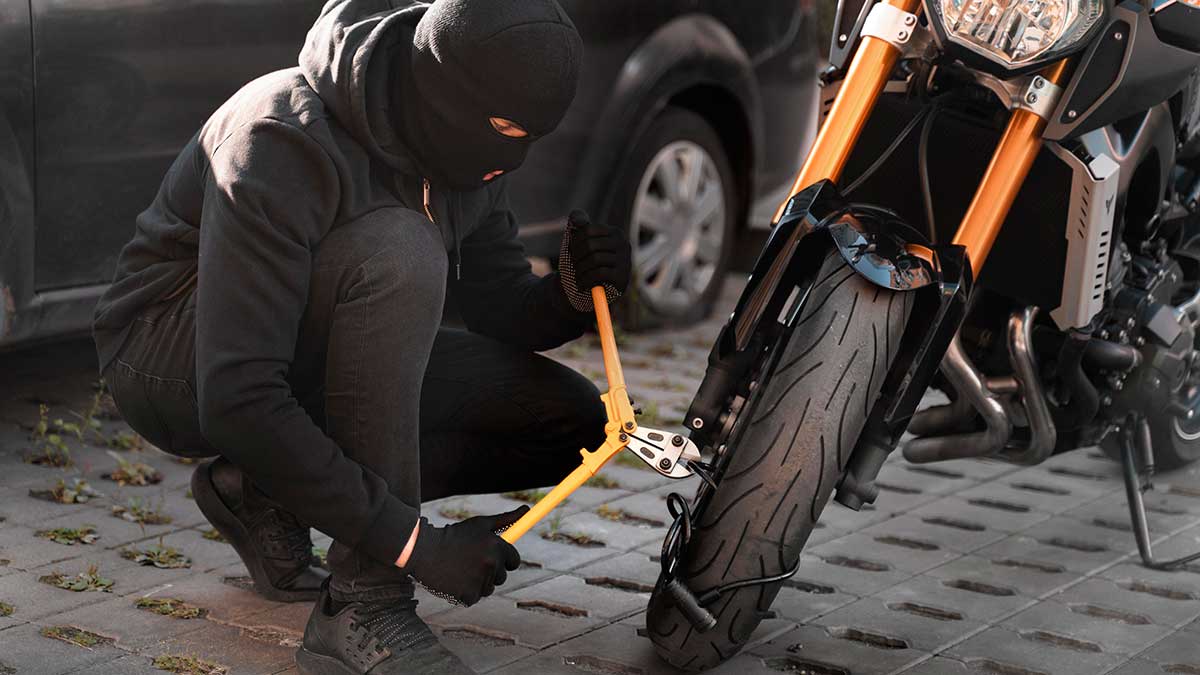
left=191, top=460, right=321, bottom=603
left=296, top=647, right=358, bottom=675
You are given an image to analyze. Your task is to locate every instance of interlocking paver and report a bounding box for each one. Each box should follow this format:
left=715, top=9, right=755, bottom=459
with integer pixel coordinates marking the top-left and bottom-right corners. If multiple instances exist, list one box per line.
left=860, top=514, right=1008, bottom=555
left=769, top=577, right=859, bottom=623
left=148, top=620, right=296, bottom=675
left=813, top=595, right=986, bottom=653
left=910, top=496, right=1052, bottom=533
left=1134, top=630, right=1200, bottom=672
left=875, top=574, right=1031, bottom=624
left=506, top=574, right=647, bottom=621
left=0, top=622, right=128, bottom=675
left=895, top=656, right=974, bottom=674
left=945, top=625, right=1123, bottom=675
left=427, top=593, right=603, bottom=650
left=747, top=624, right=928, bottom=675
left=791, top=552, right=912, bottom=598
left=925, top=554, right=1078, bottom=599
left=809, top=532, right=960, bottom=576
left=970, top=532, right=1128, bottom=576
left=1002, top=599, right=1172, bottom=656
left=573, top=551, right=660, bottom=592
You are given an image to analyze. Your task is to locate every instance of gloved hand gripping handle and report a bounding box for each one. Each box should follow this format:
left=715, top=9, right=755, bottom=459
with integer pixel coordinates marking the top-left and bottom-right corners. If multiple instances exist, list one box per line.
left=501, top=287, right=637, bottom=543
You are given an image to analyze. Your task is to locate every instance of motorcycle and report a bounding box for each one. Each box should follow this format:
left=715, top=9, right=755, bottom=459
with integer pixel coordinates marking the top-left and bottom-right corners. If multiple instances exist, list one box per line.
left=639, top=0, right=1200, bottom=669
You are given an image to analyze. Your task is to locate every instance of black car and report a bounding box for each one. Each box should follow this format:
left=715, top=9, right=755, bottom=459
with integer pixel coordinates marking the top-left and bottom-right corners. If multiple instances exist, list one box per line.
left=0, top=0, right=818, bottom=349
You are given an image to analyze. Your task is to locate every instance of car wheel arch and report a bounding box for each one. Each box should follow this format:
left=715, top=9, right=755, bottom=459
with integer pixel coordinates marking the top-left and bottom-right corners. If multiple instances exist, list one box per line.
left=568, top=13, right=763, bottom=228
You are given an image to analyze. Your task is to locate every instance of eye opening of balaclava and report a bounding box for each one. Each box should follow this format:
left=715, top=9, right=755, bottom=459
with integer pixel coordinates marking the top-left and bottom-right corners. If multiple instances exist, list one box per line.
left=402, top=0, right=583, bottom=191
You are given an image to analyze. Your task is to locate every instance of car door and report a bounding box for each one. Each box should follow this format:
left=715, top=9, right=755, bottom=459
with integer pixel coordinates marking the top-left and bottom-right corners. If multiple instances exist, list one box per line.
left=0, top=0, right=36, bottom=340
left=30, top=0, right=324, bottom=292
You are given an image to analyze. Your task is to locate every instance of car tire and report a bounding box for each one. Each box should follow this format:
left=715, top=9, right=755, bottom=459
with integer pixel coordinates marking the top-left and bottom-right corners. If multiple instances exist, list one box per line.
left=609, top=106, right=738, bottom=331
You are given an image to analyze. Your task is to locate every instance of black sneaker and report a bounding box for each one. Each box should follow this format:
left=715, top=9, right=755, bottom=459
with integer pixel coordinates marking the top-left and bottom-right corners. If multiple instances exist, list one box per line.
left=191, top=458, right=328, bottom=602
left=296, top=581, right=474, bottom=675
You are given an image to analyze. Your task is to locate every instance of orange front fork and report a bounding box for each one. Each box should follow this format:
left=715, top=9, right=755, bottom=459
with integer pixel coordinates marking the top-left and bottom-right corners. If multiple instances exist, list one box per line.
left=777, top=2, right=1072, bottom=275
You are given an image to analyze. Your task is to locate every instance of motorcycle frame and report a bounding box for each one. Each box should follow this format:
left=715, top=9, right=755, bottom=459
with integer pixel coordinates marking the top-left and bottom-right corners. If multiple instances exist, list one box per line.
left=683, top=0, right=1076, bottom=509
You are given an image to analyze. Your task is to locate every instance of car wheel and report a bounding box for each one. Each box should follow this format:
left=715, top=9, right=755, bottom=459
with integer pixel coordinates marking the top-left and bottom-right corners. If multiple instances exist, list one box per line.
left=611, top=107, right=738, bottom=330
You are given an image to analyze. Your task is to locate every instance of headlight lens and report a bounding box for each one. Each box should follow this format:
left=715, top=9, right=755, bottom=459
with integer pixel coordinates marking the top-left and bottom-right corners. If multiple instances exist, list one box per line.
left=932, top=0, right=1104, bottom=67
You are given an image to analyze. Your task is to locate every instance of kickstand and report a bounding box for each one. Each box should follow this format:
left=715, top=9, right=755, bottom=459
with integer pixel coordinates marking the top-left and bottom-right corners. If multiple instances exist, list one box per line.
left=1119, top=415, right=1200, bottom=571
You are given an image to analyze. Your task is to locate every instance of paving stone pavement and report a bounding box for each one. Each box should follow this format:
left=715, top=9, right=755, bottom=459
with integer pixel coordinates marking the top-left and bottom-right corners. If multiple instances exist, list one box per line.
left=6, top=276, right=1200, bottom=674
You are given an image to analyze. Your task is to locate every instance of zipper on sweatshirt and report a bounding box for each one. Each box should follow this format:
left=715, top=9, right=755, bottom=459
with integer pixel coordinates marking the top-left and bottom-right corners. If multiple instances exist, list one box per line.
left=423, top=178, right=462, bottom=280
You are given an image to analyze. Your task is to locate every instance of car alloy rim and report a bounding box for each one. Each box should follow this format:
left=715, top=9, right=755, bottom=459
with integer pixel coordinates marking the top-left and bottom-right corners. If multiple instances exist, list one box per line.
left=630, top=140, right=726, bottom=314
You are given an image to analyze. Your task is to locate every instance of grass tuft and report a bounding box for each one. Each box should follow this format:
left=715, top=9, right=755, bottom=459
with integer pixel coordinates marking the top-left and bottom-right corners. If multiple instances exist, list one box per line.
left=35, top=525, right=98, bottom=546
left=102, top=451, right=163, bottom=486
left=40, top=626, right=112, bottom=649
left=0, top=602, right=13, bottom=617
left=39, top=564, right=114, bottom=593
left=112, top=497, right=172, bottom=525
left=153, top=654, right=227, bottom=675
left=121, top=539, right=191, bottom=569
left=135, top=597, right=205, bottom=619
left=438, top=504, right=476, bottom=521
left=200, top=528, right=226, bottom=543
left=29, top=478, right=102, bottom=504
left=584, top=474, right=621, bottom=489
left=502, top=489, right=551, bottom=504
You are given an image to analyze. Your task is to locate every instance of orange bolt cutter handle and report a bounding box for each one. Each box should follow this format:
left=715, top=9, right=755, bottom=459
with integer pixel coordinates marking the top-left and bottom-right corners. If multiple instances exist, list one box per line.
left=502, top=287, right=637, bottom=543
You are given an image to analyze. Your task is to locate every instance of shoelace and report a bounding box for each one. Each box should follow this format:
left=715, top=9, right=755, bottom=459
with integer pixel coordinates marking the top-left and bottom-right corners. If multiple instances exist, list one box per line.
left=350, top=599, right=438, bottom=654
left=260, top=510, right=315, bottom=562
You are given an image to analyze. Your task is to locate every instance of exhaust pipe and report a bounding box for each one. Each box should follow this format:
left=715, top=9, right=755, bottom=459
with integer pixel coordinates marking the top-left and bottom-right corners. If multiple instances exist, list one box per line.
left=1001, top=307, right=1057, bottom=465
left=903, top=335, right=1013, bottom=463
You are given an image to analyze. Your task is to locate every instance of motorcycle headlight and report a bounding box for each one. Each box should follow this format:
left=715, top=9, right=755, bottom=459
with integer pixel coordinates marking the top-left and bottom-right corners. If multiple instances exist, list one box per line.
left=929, top=0, right=1105, bottom=68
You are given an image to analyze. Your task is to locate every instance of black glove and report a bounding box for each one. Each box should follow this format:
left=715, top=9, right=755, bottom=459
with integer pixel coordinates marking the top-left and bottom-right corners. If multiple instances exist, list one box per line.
left=558, top=210, right=632, bottom=313
left=403, top=506, right=527, bottom=606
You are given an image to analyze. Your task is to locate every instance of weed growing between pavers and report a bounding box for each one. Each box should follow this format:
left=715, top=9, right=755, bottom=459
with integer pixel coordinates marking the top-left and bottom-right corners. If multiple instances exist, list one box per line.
left=39, top=564, right=114, bottom=593
left=200, top=528, right=226, bottom=543
left=39, top=626, right=113, bottom=649
left=121, top=539, right=191, bottom=569
left=541, top=513, right=604, bottom=548
left=102, top=450, right=163, bottom=486
left=0, top=662, right=13, bottom=675
left=503, top=488, right=551, bottom=504
left=24, top=404, right=77, bottom=467
left=585, top=474, right=621, bottom=489
left=0, top=602, right=13, bottom=617
left=438, top=503, right=476, bottom=520
left=112, top=496, right=172, bottom=525
left=29, top=478, right=102, bottom=504
left=595, top=505, right=664, bottom=528
left=312, top=546, right=328, bottom=567
left=153, top=654, right=227, bottom=674
left=135, top=597, right=206, bottom=619
left=35, top=525, right=98, bottom=546
left=647, top=343, right=677, bottom=358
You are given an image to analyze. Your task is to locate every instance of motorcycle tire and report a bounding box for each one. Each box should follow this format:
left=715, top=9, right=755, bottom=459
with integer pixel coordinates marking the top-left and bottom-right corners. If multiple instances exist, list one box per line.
left=646, top=249, right=914, bottom=671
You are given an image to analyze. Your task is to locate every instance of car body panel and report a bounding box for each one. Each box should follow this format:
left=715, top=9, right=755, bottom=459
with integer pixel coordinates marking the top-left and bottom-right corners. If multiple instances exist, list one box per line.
left=0, top=0, right=817, bottom=350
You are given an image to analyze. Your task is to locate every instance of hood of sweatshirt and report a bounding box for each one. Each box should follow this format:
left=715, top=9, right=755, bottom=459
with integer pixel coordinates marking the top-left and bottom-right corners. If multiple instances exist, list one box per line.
left=299, top=0, right=428, bottom=178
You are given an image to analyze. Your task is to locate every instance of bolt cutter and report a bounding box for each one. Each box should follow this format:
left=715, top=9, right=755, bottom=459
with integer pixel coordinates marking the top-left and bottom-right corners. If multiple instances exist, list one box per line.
left=501, top=287, right=701, bottom=543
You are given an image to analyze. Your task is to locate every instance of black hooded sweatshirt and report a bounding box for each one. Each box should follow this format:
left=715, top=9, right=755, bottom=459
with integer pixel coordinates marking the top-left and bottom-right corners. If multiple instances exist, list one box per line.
left=92, top=0, right=589, bottom=567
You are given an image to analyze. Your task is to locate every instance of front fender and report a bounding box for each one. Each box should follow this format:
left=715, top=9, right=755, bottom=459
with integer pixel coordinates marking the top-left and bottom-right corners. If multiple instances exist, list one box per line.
left=570, top=14, right=762, bottom=221
left=685, top=180, right=971, bottom=446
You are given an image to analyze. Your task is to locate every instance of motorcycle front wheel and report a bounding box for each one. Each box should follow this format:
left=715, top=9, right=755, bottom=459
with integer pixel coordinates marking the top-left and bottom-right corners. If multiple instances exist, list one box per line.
left=646, top=249, right=914, bottom=671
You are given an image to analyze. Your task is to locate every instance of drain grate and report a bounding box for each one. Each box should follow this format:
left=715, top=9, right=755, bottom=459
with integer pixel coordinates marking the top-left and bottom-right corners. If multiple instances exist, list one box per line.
left=1068, top=603, right=1151, bottom=625
left=516, top=600, right=589, bottom=617
left=584, top=576, right=654, bottom=593
left=1010, top=482, right=1071, bottom=496
left=991, top=558, right=1066, bottom=574
left=906, top=465, right=966, bottom=479
left=1019, top=629, right=1102, bottom=653
left=923, top=516, right=986, bottom=532
left=822, top=555, right=890, bottom=572
left=1040, top=537, right=1108, bottom=553
left=827, top=627, right=909, bottom=650
left=874, top=535, right=940, bottom=551
left=885, top=601, right=964, bottom=622
left=967, top=498, right=1031, bottom=513
left=1122, top=580, right=1197, bottom=601
left=942, top=579, right=1016, bottom=597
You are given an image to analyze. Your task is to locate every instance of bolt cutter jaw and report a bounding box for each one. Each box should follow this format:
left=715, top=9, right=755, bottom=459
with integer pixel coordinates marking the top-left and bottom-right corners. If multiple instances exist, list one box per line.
left=625, top=426, right=702, bottom=479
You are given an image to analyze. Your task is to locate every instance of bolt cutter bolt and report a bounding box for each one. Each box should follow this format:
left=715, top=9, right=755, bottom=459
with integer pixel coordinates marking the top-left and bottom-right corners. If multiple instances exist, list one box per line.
left=691, top=417, right=704, bottom=429
left=624, top=421, right=635, bottom=431
left=659, top=459, right=673, bottom=470
left=672, top=435, right=685, bottom=447
left=619, top=433, right=628, bottom=442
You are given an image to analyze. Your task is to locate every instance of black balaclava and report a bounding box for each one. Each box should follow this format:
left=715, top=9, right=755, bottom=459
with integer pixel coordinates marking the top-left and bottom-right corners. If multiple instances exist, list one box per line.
left=400, top=0, right=583, bottom=191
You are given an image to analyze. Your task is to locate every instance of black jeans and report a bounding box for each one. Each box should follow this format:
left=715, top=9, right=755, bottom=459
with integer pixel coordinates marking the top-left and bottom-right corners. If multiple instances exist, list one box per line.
left=102, top=210, right=606, bottom=601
